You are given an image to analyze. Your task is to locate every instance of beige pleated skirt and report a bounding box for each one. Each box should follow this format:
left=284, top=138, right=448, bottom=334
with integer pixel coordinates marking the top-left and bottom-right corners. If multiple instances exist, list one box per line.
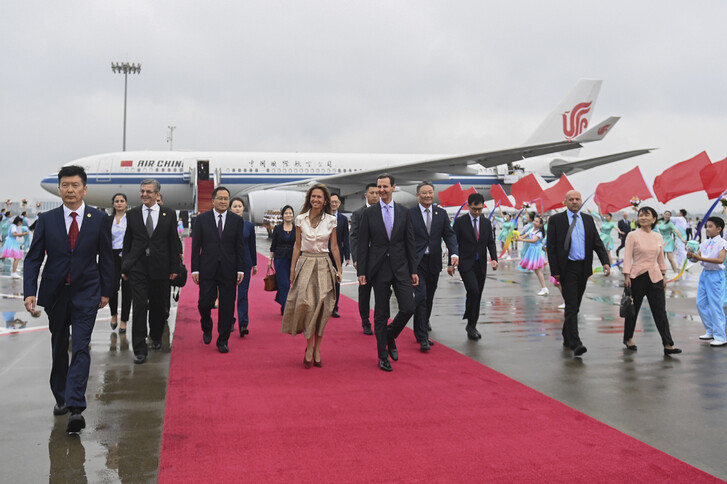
left=281, top=252, right=337, bottom=338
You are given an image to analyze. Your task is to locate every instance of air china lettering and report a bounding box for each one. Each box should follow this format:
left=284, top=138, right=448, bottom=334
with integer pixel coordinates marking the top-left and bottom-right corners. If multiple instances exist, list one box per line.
left=137, top=160, right=184, bottom=168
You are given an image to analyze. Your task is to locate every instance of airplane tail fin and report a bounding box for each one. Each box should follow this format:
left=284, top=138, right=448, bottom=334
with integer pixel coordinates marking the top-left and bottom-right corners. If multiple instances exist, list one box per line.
left=522, top=79, right=603, bottom=148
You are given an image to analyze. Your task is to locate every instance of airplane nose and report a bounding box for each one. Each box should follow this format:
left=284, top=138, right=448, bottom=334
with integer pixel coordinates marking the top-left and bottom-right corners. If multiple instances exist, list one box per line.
left=40, top=174, right=57, bottom=195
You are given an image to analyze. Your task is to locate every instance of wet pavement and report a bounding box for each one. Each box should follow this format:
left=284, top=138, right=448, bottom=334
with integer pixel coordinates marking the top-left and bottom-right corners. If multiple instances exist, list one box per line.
left=1, top=237, right=726, bottom=481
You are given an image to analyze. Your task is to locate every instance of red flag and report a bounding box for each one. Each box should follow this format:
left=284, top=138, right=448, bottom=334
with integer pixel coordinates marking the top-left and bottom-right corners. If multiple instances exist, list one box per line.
left=121, top=160, right=133, bottom=167
left=700, top=156, right=727, bottom=199
left=594, top=166, right=653, bottom=213
left=510, top=174, right=543, bottom=208
left=489, top=184, right=514, bottom=207
left=653, top=151, right=711, bottom=203
left=538, top=174, right=575, bottom=212
left=437, top=183, right=466, bottom=207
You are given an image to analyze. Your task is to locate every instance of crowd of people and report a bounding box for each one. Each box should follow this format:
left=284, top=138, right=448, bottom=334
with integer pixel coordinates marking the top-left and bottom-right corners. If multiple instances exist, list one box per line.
left=12, top=165, right=727, bottom=433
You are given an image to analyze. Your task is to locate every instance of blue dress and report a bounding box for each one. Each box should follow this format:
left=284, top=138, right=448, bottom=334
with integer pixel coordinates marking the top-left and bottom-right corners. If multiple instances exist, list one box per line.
left=519, top=228, right=546, bottom=270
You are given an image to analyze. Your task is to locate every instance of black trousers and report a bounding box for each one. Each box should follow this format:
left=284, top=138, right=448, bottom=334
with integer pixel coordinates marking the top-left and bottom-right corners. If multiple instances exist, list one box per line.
left=371, top=258, right=415, bottom=360
left=129, top=264, right=170, bottom=357
left=615, top=235, right=627, bottom=257
left=111, top=249, right=131, bottom=321
left=623, top=272, right=674, bottom=346
left=560, top=260, right=589, bottom=349
left=358, top=283, right=373, bottom=324
left=460, top=263, right=486, bottom=331
left=413, top=255, right=439, bottom=342
left=198, top=271, right=237, bottom=347
left=46, top=284, right=98, bottom=410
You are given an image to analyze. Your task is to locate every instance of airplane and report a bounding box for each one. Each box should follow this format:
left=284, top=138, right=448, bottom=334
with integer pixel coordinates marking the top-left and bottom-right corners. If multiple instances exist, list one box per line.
left=41, top=79, right=650, bottom=223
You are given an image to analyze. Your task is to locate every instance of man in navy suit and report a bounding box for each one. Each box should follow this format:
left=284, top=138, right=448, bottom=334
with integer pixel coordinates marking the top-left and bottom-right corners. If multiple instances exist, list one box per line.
left=357, top=174, right=418, bottom=372
left=191, top=186, right=247, bottom=353
left=547, top=190, right=610, bottom=356
left=452, top=192, right=498, bottom=341
left=328, top=193, right=351, bottom=318
left=24, top=165, right=113, bottom=433
left=230, top=198, right=257, bottom=337
left=350, top=183, right=379, bottom=335
left=409, top=182, right=459, bottom=351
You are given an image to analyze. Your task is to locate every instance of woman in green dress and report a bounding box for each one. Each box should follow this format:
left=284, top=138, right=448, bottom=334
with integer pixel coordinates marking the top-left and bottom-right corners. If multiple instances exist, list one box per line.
left=589, top=211, right=623, bottom=266
left=657, top=211, right=685, bottom=272
left=495, top=209, right=516, bottom=258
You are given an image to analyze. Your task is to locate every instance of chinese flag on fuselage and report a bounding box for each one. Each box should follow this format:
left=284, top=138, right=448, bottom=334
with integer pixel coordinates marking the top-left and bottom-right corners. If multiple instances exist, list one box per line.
left=489, top=184, right=514, bottom=207
left=510, top=174, right=543, bottom=208
left=653, top=151, right=711, bottom=203
left=699, top=155, right=727, bottom=199
left=538, top=174, right=575, bottom=212
left=594, top=166, right=653, bottom=213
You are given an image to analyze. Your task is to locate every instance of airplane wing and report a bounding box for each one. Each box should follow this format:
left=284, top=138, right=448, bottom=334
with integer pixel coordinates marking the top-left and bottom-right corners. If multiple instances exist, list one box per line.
left=549, top=149, right=654, bottom=176
left=261, top=116, right=620, bottom=190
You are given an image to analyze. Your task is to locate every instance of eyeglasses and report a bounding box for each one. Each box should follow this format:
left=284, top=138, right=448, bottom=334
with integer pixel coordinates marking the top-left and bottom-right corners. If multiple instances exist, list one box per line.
left=214, top=197, right=230, bottom=201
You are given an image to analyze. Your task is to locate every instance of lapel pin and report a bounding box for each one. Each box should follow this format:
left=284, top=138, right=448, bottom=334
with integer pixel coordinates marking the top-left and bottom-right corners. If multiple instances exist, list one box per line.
left=87, top=213, right=92, bottom=218
left=163, top=213, right=167, bottom=216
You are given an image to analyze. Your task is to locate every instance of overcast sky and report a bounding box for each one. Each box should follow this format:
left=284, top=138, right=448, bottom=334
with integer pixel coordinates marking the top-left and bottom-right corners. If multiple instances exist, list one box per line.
left=2, top=0, right=726, bottom=214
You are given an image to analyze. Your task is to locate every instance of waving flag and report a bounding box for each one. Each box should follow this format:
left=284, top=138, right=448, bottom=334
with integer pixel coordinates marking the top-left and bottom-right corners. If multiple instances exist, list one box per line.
left=510, top=174, right=543, bottom=208
left=653, top=151, right=711, bottom=203
left=489, top=184, right=514, bottom=207
left=537, top=174, right=575, bottom=212
left=700, top=155, right=727, bottom=199
left=438, top=183, right=477, bottom=207
left=594, top=166, right=653, bottom=213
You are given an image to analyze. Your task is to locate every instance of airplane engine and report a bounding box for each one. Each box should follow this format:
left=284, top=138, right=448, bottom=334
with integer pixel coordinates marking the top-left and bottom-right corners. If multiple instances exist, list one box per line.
left=245, top=190, right=306, bottom=225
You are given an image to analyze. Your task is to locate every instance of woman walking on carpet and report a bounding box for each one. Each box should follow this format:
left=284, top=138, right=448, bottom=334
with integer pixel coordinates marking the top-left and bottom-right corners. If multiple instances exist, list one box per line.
left=268, top=205, right=296, bottom=315
left=108, top=193, right=131, bottom=333
left=281, top=185, right=342, bottom=368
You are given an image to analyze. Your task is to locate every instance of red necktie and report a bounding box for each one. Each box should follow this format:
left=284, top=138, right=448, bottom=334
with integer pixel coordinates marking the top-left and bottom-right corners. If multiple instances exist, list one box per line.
left=67, top=212, right=79, bottom=282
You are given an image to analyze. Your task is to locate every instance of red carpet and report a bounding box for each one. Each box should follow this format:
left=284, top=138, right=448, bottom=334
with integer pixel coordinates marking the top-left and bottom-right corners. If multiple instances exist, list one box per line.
left=159, top=240, right=719, bottom=483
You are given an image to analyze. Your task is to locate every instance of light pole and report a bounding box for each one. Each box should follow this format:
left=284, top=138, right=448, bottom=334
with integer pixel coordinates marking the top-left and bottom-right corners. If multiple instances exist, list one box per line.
left=111, top=62, right=141, bottom=151
left=167, top=125, right=176, bottom=151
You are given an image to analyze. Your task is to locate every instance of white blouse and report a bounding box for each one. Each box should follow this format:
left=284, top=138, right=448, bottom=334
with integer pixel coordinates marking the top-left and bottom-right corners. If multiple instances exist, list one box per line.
left=111, top=214, right=127, bottom=250
left=296, top=211, right=337, bottom=253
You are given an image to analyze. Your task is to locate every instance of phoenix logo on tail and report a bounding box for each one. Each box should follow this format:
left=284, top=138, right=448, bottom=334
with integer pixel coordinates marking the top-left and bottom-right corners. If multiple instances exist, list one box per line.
left=562, top=101, right=592, bottom=140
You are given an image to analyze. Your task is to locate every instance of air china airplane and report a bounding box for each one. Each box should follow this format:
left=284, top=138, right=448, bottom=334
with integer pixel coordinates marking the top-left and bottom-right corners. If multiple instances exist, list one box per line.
left=41, top=80, right=649, bottom=223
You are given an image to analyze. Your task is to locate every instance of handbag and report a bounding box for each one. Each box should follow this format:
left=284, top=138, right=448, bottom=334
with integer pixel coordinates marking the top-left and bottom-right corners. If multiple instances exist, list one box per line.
left=619, top=285, right=635, bottom=318
left=264, top=266, right=278, bottom=292
left=171, top=262, right=188, bottom=288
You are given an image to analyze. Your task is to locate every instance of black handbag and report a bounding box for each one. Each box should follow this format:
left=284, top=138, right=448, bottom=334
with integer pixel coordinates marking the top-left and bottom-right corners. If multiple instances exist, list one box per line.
left=171, top=262, right=188, bottom=288
left=619, top=285, right=635, bottom=318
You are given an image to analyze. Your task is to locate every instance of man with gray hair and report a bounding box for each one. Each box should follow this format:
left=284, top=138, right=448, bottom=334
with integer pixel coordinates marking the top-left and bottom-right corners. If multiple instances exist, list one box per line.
left=122, top=179, right=180, bottom=364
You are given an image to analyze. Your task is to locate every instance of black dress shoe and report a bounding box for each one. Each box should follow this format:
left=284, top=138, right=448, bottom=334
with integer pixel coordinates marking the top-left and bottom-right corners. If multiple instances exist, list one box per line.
left=387, top=338, right=399, bottom=361
left=467, top=330, right=479, bottom=341
left=218, top=344, right=229, bottom=354
left=474, top=329, right=482, bottom=339
left=379, top=358, right=393, bottom=372
left=66, top=413, right=86, bottom=433
left=427, top=339, right=435, bottom=346
left=420, top=340, right=431, bottom=352
left=623, top=341, right=638, bottom=351
left=427, top=322, right=432, bottom=331
left=134, top=354, right=147, bottom=364
left=331, top=311, right=340, bottom=318
left=573, top=345, right=588, bottom=357
left=53, top=403, right=69, bottom=416
left=203, top=332, right=212, bottom=344
left=118, top=326, right=127, bottom=335
left=362, top=325, right=373, bottom=335
left=664, top=347, right=682, bottom=356
left=151, top=341, right=162, bottom=350
left=242, top=328, right=249, bottom=336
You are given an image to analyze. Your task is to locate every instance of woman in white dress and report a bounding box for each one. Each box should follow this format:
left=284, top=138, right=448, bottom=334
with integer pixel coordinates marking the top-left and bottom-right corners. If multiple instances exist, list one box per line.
left=281, top=184, right=343, bottom=368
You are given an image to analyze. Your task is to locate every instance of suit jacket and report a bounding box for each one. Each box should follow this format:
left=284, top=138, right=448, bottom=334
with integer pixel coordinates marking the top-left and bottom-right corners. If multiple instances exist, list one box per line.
left=122, top=205, right=181, bottom=279
left=452, top=213, right=498, bottom=273
left=241, top=220, right=257, bottom=271
left=269, top=223, right=296, bottom=260
left=410, top=204, right=458, bottom=272
left=356, top=202, right=417, bottom=281
left=328, top=212, right=350, bottom=263
left=24, top=205, right=113, bottom=308
left=546, top=210, right=609, bottom=279
left=191, top=210, right=247, bottom=281
left=618, top=218, right=631, bottom=238
left=349, top=205, right=366, bottom=263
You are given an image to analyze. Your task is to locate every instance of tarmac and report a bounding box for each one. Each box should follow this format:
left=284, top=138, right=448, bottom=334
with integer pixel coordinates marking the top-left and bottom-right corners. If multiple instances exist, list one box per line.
left=1, top=234, right=726, bottom=482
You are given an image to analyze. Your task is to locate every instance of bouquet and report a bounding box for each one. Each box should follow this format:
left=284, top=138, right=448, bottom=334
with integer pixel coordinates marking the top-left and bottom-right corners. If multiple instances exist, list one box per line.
left=720, top=197, right=727, bottom=208
left=630, top=197, right=641, bottom=211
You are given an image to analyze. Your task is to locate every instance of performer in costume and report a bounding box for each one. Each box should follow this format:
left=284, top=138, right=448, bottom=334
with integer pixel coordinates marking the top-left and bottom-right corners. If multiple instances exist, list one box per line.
left=495, top=210, right=515, bottom=258
left=589, top=211, right=622, bottom=266
left=657, top=211, right=684, bottom=273
left=516, top=215, right=548, bottom=295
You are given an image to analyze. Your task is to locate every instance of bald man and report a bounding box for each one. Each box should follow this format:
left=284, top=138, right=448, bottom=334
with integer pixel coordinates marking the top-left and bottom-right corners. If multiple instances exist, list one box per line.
left=546, top=190, right=610, bottom=357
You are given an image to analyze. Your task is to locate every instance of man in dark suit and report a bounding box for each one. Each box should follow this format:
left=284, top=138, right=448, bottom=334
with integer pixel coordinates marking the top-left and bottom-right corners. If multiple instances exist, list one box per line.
left=410, top=182, right=459, bottom=351
left=191, top=186, right=246, bottom=353
left=121, top=179, right=180, bottom=364
left=547, top=190, right=610, bottom=356
left=328, top=193, right=351, bottom=318
left=24, top=165, right=113, bottom=433
left=350, top=183, right=379, bottom=335
left=615, top=212, right=631, bottom=257
left=452, top=192, right=498, bottom=341
left=230, top=198, right=257, bottom=337
left=357, top=174, right=418, bottom=372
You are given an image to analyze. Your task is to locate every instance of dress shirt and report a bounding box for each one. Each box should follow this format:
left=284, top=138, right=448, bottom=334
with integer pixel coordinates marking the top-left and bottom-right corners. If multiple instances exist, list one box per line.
left=420, top=204, right=431, bottom=254
left=213, top=209, right=228, bottom=230
left=111, top=213, right=127, bottom=249
left=296, top=212, right=337, bottom=253
left=623, top=229, right=666, bottom=282
left=144, top=203, right=160, bottom=230
left=566, top=209, right=585, bottom=261
left=63, top=202, right=86, bottom=234
left=380, top=200, right=395, bottom=226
